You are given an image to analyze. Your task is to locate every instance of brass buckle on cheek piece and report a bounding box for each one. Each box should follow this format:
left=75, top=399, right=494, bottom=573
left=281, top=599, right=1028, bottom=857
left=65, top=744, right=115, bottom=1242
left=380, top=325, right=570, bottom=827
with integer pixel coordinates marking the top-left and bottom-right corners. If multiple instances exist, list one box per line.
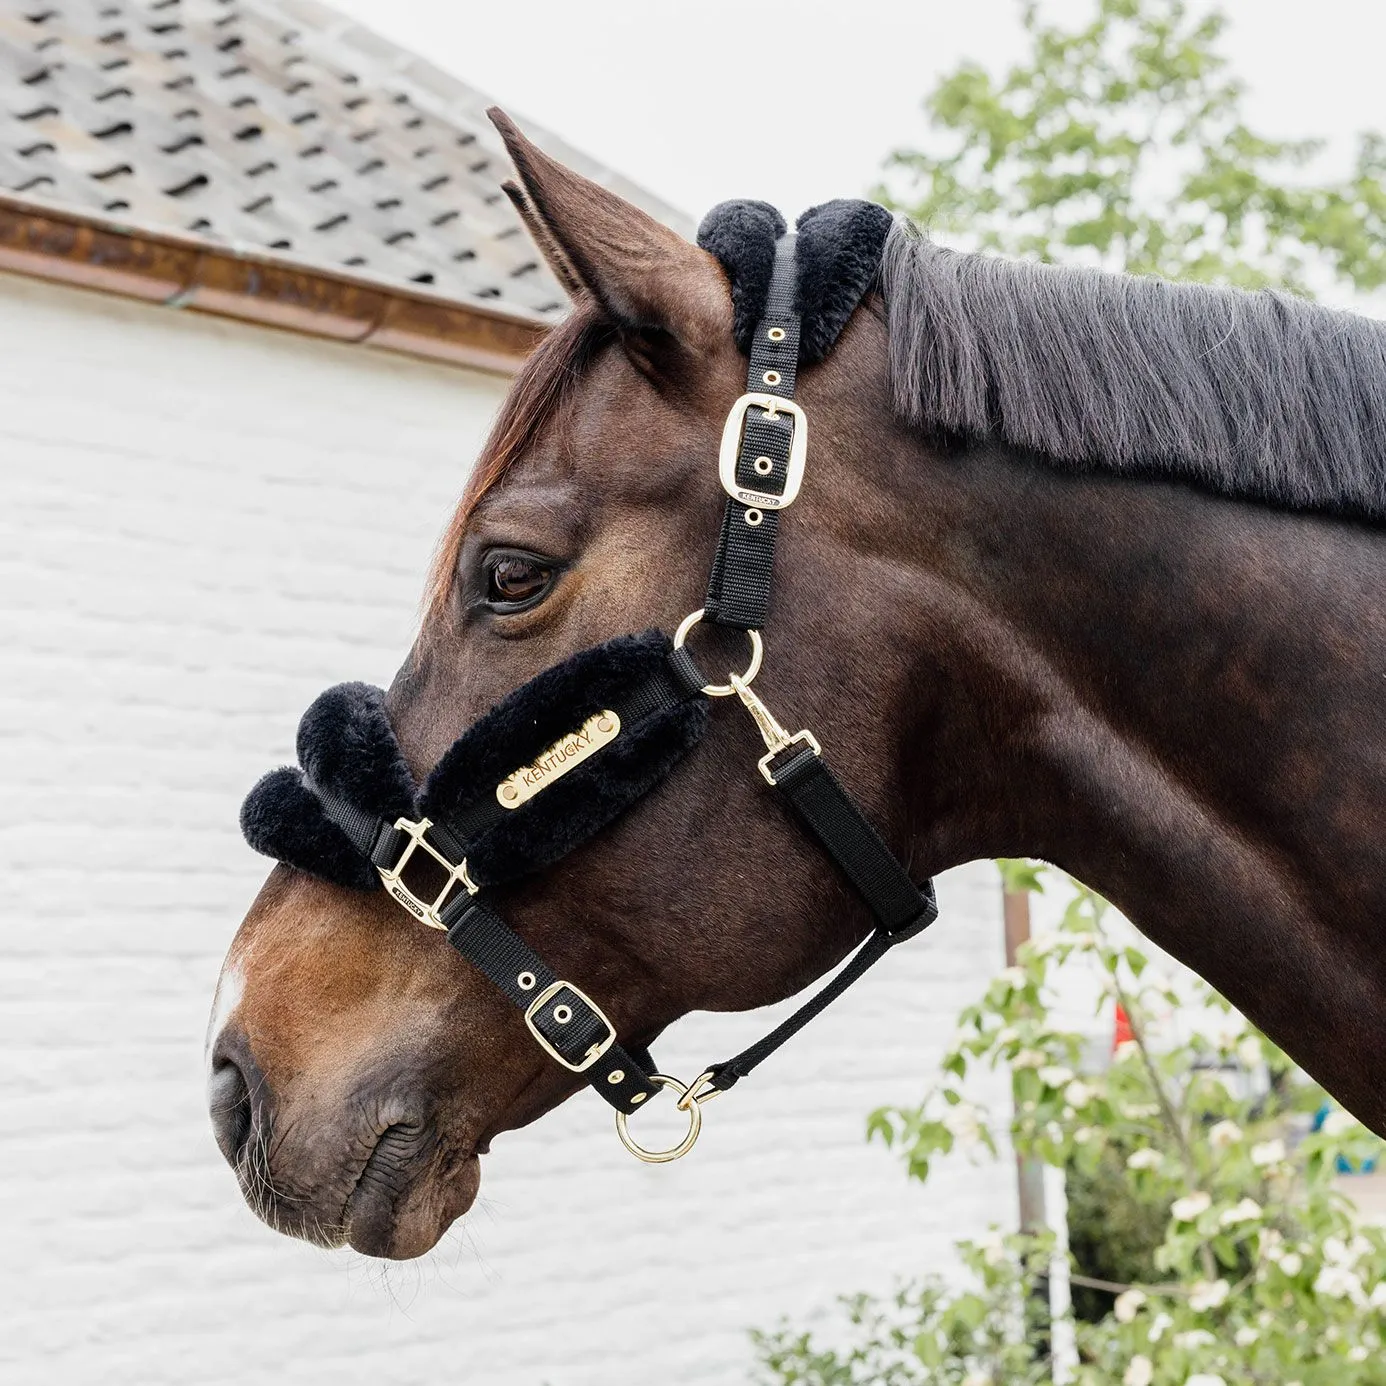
left=376, top=816, right=478, bottom=930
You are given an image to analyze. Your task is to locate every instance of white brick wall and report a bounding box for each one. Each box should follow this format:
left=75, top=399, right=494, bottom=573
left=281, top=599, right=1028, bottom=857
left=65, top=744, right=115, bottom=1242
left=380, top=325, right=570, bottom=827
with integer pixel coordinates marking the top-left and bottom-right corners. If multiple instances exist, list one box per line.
left=0, top=272, right=1014, bottom=1385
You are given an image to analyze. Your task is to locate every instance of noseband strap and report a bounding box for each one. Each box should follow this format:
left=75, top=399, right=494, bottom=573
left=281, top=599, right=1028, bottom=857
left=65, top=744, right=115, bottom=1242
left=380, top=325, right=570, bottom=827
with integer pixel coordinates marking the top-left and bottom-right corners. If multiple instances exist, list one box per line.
left=242, top=204, right=942, bottom=1161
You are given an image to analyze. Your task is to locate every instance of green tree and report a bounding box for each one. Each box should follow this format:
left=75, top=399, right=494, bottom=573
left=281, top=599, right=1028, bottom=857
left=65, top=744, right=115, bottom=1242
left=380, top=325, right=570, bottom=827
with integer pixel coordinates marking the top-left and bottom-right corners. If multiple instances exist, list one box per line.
left=754, top=873, right=1386, bottom=1386
left=878, top=0, right=1386, bottom=294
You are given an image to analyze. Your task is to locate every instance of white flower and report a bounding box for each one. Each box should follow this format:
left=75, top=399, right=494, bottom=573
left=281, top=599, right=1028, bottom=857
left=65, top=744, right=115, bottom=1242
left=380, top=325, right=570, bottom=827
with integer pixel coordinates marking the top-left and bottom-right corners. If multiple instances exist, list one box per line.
left=1189, top=1279, right=1229, bottom=1311
left=1065, top=1079, right=1093, bottom=1108
left=1349, top=1346, right=1369, bottom=1363
left=1250, top=1138, right=1285, bottom=1167
left=1114, top=1039, right=1140, bottom=1061
left=1171, top=1191, right=1211, bottom=1221
left=942, top=1103, right=982, bottom=1146
left=1276, top=1251, right=1303, bottom=1276
left=1123, top=1356, right=1153, bottom=1386
left=1208, top=1119, right=1243, bottom=1150
left=1124, top=1102, right=1161, bottom=1119
left=1147, top=1312, right=1173, bottom=1342
left=1012, top=1049, right=1046, bottom=1069
left=995, top=1026, right=1020, bottom=1046
left=1368, top=1280, right=1386, bottom=1308
left=1185, top=1376, right=1227, bottom=1386
left=1074, top=1126, right=1095, bottom=1145
left=962, top=1373, right=992, bottom=1386
left=1175, top=1330, right=1216, bottom=1349
left=1234, top=1326, right=1259, bottom=1347
left=1114, top=1289, right=1146, bottom=1323
left=1218, top=1198, right=1262, bottom=1227
left=977, top=1230, right=1007, bottom=1267
left=1127, top=1148, right=1164, bottom=1171
left=1039, top=1064, right=1075, bottom=1088
left=997, top=966, right=1027, bottom=989
left=1237, top=1035, right=1262, bottom=1067
left=1314, top=1265, right=1364, bottom=1301
left=1322, top=1110, right=1358, bottom=1137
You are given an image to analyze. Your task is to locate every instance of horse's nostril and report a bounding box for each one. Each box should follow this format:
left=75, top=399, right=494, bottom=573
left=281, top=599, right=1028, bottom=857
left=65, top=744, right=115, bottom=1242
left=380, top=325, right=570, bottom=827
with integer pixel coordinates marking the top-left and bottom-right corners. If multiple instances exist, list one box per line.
left=207, top=1030, right=264, bottom=1166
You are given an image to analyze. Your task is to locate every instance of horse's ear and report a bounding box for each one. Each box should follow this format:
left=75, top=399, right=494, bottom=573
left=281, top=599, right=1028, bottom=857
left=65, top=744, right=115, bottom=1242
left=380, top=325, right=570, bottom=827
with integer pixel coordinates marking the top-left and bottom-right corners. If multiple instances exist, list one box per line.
left=489, top=108, right=729, bottom=356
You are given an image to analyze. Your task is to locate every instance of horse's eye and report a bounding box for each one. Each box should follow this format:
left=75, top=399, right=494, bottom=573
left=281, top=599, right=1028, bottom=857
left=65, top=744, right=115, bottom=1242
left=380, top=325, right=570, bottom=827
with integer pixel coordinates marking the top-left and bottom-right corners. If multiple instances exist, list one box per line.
left=485, top=553, right=553, bottom=608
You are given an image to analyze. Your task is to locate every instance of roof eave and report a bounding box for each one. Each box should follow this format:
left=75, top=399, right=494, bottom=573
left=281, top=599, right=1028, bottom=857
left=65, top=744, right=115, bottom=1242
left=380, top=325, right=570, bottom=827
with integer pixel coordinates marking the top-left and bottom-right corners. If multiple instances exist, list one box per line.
left=0, top=191, right=550, bottom=376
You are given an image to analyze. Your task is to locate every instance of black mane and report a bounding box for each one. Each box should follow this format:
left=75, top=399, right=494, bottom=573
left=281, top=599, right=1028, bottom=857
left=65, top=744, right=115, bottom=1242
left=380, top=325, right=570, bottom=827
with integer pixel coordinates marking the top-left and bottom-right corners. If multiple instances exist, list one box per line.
left=881, top=220, right=1386, bottom=522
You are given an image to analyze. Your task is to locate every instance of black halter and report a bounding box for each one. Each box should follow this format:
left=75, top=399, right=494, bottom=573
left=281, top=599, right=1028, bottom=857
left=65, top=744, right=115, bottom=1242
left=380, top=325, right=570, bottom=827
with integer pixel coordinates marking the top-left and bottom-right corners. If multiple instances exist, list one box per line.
left=242, top=208, right=939, bottom=1163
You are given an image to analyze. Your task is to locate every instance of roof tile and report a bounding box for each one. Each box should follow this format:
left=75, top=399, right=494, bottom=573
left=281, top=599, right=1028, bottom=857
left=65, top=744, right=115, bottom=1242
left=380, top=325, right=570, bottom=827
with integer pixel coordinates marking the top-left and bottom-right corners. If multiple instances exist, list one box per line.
left=0, top=0, right=689, bottom=321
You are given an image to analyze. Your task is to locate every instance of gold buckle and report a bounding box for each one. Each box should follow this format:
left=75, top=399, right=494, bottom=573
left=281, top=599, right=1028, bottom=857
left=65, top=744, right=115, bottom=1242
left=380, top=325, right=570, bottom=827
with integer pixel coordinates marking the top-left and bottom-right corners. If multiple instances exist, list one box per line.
left=376, top=816, right=478, bottom=931
left=523, top=980, right=617, bottom=1073
left=615, top=1074, right=705, bottom=1164
left=729, top=674, right=822, bottom=784
left=718, top=393, right=808, bottom=511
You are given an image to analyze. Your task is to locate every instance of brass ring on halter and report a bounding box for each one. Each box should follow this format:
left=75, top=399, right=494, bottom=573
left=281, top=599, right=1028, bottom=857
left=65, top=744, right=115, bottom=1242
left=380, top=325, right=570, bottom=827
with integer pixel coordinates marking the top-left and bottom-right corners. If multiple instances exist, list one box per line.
left=673, top=608, right=763, bottom=697
left=674, top=1069, right=722, bottom=1112
left=615, top=1074, right=704, bottom=1164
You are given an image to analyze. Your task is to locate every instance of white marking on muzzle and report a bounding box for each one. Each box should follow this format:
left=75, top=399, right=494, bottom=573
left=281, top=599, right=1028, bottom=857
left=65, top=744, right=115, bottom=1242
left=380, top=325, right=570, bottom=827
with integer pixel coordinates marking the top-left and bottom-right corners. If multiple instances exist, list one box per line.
left=205, top=962, right=246, bottom=1074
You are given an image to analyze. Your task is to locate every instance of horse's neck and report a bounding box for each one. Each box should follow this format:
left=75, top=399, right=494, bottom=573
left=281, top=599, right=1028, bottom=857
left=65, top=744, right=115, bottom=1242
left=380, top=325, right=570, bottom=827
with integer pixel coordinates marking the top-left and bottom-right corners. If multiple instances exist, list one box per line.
left=892, top=441, right=1386, bottom=1126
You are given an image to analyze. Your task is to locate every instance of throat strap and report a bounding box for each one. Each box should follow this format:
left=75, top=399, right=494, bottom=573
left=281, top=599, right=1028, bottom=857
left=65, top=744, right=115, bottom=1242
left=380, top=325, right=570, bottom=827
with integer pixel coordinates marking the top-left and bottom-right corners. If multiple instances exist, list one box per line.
left=706, top=745, right=938, bottom=1092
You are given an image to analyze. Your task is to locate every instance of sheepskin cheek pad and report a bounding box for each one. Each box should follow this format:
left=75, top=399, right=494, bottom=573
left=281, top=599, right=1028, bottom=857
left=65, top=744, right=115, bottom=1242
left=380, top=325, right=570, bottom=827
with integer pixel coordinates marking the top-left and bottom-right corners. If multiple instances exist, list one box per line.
left=240, top=631, right=708, bottom=891
left=419, top=631, right=708, bottom=887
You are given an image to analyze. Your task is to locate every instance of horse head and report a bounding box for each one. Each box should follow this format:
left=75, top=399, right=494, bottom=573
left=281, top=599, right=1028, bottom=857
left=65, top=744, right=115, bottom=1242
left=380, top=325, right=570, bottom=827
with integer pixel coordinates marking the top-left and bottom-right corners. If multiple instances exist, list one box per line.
left=207, top=114, right=940, bottom=1258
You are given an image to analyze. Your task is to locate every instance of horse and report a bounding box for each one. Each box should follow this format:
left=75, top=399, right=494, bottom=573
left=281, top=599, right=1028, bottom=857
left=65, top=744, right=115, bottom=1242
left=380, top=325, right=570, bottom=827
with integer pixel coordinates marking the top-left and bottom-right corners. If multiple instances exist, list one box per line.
left=207, top=110, right=1386, bottom=1259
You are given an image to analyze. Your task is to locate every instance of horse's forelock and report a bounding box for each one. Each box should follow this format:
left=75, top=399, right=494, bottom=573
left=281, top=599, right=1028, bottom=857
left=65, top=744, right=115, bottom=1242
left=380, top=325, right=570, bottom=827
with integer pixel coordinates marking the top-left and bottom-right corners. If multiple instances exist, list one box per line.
left=423, top=303, right=613, bottom=624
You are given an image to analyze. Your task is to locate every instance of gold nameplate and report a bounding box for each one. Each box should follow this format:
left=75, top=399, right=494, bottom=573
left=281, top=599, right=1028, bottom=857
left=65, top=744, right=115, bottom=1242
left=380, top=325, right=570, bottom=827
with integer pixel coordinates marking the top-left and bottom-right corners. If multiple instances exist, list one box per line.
left=495, top=710, right=621, bottom=810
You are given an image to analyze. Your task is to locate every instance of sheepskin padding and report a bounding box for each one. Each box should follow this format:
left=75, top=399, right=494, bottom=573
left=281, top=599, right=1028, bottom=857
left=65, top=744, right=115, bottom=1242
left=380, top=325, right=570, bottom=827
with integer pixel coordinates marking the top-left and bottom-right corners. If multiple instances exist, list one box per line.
left=696, top=197, right=892, bottom=362
left=240, top=765, right=381, bottom=890
left=295, top=681, right=417, bottom=821
left=697, top=199, right=786, bottom=354
left=241, top=636, right=707, bottom=892
left=240, top=681, right=416, bottom=891
left=421, top=630, right=708, bottom=886
left=793, top=199, right=894, bottom=362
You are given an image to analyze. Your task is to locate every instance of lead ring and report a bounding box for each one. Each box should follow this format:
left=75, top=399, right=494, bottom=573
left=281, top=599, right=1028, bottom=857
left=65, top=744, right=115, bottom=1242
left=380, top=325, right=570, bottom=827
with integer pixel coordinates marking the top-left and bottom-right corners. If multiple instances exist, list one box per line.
left=673, top=608, right=763, bottom=697
left=615, top=1074, right=704, bottom=1164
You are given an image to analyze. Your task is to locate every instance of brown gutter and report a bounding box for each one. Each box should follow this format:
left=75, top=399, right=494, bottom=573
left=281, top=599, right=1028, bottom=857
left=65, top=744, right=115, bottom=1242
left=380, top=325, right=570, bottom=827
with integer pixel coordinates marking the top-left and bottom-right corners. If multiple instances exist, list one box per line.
left=0, top=192, right=547, bottom=376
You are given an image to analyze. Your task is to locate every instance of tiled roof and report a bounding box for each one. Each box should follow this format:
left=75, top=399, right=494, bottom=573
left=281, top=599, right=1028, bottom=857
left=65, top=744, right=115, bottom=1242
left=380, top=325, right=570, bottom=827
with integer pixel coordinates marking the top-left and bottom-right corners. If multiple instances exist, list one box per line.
left=0, top=0, right=690, bottom=322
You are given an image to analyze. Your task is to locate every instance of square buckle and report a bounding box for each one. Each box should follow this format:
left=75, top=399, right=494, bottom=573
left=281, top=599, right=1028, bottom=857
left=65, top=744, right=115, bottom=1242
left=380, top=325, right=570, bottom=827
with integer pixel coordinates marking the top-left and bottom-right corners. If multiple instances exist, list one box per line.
left=524, top=980, right=617, bottom=1073
left=377, top=816, right=477, bottom=931
left=718, top=393, right=808, bottom=511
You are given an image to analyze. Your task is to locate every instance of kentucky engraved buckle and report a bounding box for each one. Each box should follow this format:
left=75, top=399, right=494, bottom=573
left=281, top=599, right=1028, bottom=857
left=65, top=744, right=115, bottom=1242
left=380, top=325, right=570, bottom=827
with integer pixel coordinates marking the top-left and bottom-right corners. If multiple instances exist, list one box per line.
left=718, top=392, right=808, bottom=511
left=495, top=710, right=621, bottom=809
left=377, top=817, right=478, bottom=930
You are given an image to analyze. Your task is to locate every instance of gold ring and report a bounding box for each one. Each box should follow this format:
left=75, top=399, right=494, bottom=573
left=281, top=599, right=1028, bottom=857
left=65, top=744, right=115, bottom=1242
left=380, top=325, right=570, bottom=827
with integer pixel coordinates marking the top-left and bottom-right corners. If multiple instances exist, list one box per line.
left=615, top=1074, right=704, bottom=1163
left=673, top=609, right=763, bottom=697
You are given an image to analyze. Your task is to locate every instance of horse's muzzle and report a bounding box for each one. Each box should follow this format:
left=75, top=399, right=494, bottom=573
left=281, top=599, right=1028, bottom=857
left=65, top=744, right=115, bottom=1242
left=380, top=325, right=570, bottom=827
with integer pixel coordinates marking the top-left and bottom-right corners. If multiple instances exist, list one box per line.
left=207, top=1020, right=478, bottom=1258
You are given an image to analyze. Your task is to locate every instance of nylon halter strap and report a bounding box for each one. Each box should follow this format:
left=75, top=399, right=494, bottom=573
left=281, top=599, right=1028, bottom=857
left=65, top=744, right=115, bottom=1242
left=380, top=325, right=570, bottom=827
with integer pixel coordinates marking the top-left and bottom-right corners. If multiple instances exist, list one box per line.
left=328, top=231, right=938, bottom=1164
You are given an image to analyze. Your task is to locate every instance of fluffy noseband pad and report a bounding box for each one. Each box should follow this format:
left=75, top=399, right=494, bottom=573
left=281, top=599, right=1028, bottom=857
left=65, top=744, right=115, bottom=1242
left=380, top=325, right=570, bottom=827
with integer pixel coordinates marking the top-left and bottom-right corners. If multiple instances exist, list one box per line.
left=697, top=197, right=893, bottom=362
left=420, top=630, right=708, bottom=887
left=240, top=681, right=416, bottom=891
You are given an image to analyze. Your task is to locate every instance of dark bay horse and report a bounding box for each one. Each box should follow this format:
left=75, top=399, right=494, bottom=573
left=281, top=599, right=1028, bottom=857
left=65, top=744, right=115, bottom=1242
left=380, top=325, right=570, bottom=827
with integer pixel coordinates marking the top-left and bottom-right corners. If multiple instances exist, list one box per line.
left=208, top=112, right=1386, bottom=1259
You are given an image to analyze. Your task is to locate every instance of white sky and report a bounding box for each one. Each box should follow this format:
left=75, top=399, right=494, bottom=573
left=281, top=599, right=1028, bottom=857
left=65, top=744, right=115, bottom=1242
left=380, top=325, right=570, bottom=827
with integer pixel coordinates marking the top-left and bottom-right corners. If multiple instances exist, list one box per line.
left=328, top=0, right=1386, bottom=224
